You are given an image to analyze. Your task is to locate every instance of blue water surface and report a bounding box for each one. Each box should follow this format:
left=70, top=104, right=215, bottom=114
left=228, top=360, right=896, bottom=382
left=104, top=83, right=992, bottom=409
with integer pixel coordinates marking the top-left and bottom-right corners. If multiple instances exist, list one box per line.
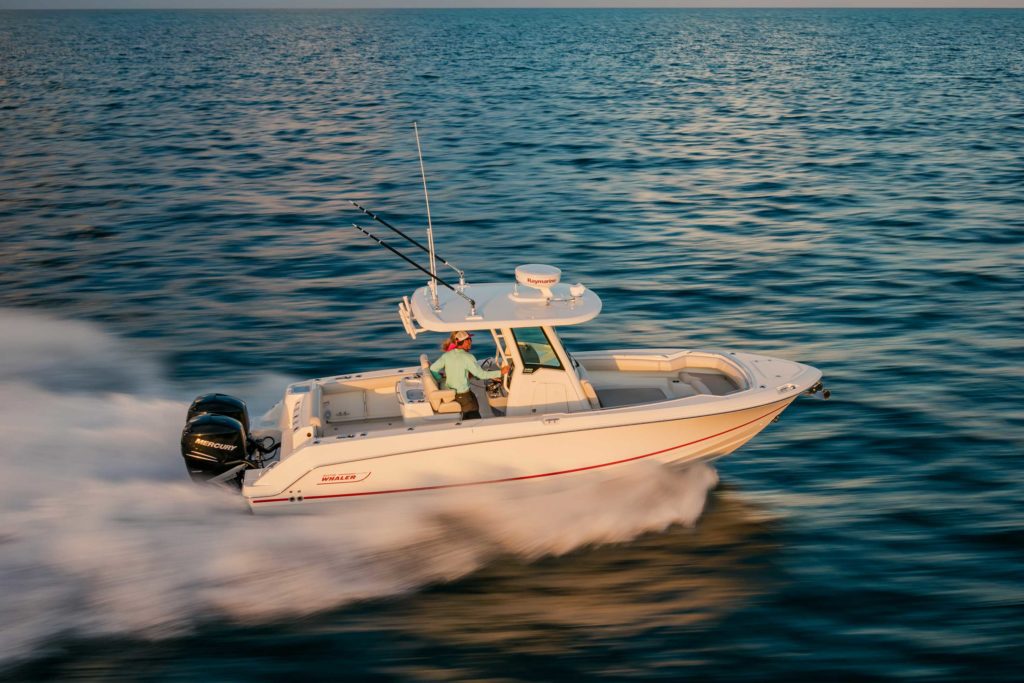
left=1, top=8, right=1023, bottom=681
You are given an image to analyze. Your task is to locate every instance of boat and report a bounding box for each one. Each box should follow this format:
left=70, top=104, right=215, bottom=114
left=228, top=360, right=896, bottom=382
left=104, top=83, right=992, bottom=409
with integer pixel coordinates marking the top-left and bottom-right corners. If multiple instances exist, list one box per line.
left=178, top=128, right=828, bottom=514
left=180, top=261, right=827, bottom=514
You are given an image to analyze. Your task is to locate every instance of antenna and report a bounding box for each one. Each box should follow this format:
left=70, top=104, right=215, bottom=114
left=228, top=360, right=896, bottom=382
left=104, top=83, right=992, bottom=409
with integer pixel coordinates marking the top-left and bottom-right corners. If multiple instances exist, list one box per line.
left=413, top=122, right=440, bottom=311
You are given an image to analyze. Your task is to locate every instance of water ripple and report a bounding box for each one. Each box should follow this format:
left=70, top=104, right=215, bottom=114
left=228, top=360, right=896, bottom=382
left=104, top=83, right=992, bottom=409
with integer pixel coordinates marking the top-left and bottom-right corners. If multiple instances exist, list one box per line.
left=1, top=7, right=1023, bottom=681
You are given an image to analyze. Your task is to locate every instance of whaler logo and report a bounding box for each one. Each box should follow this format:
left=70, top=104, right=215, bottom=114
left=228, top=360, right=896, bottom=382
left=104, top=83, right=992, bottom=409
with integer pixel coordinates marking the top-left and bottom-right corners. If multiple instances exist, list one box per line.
left=319, top=472, right=370, bottom=485
left=195, top=438, right=237, bottom=452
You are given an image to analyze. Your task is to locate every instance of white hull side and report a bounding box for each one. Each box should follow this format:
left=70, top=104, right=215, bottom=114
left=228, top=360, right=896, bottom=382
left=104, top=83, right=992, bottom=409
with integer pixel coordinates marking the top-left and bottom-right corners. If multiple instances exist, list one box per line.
left=246, top=397, right=796, bottom=514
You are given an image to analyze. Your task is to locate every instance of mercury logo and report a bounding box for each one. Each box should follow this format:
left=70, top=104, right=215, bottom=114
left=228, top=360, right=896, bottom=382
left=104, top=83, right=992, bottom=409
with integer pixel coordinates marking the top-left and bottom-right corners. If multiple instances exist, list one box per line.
left=195, top=438, right=237, bottom=451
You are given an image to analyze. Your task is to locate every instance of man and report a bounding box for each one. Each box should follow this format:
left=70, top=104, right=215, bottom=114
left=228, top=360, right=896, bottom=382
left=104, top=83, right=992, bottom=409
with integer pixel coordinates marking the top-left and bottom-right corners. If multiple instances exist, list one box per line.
left=430, top=330, right=510, bottom=419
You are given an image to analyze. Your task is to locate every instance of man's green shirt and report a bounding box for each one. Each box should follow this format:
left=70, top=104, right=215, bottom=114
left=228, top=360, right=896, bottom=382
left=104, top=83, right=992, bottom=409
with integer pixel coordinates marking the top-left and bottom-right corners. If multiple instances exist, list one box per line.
left=429, top=349, right=501, bottom=393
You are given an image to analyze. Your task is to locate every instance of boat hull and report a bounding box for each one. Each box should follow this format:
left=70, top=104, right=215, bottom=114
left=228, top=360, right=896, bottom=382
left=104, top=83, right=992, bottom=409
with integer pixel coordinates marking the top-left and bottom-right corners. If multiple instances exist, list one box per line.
left=245, top=397, right=797, bottom=514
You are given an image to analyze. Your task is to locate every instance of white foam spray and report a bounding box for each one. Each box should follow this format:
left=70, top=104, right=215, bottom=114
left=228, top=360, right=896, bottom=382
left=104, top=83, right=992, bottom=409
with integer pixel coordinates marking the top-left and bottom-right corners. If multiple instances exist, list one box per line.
left=0, top=308, right=717, bottom=666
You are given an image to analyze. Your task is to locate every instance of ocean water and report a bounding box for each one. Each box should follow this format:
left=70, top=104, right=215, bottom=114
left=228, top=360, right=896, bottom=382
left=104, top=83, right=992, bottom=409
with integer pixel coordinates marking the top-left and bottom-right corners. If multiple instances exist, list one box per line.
left=1, top=8, right=1023, bottom=680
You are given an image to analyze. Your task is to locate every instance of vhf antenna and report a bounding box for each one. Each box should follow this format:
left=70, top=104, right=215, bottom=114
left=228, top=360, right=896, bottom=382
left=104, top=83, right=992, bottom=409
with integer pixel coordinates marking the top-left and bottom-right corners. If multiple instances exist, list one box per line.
left=346, top=127, right=477, bottom=316
left=414, top=122, right=440, bottom=312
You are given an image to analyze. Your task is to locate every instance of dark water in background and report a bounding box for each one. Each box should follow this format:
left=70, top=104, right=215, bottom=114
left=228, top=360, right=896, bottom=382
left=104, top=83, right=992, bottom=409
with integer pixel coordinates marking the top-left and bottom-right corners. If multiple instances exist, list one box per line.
left=1, top=8, right=1023, bottom=680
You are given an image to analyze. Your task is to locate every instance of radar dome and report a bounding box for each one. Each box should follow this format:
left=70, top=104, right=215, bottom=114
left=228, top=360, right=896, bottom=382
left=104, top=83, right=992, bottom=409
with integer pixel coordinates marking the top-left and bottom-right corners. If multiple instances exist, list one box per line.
left=515, top=264, right=561, bottom=299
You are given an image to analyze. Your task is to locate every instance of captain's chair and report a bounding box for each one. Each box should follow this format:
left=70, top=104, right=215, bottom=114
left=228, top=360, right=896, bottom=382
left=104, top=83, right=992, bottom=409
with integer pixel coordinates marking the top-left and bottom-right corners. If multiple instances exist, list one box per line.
left=419, top=354, right=462, bottom=414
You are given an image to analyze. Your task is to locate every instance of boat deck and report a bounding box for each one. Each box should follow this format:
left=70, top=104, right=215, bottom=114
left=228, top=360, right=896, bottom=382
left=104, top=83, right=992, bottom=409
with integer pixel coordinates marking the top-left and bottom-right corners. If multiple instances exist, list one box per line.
left=319, top=382, right=498, bottom=439
left=289, top=353, right=748, bottom=458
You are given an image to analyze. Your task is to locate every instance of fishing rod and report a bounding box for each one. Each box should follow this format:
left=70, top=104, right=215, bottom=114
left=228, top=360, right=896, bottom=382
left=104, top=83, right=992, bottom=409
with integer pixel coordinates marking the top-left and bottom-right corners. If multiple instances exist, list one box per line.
left=347, top=199, right=465, bottom=286
left=415, top=122, right=440, bottom=310
left=350, top=222, right=477, bottom=314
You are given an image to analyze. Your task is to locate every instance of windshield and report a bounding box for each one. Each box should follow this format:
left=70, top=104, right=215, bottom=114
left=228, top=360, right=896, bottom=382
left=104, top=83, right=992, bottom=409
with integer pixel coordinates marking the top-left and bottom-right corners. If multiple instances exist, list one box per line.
left=511, top=327, right=563, bottom=372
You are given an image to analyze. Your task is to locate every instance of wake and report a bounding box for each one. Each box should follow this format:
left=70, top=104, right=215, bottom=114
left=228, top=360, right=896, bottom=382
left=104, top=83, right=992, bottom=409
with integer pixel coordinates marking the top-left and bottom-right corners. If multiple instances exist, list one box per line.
left=0, top=308, right=717, bottom=666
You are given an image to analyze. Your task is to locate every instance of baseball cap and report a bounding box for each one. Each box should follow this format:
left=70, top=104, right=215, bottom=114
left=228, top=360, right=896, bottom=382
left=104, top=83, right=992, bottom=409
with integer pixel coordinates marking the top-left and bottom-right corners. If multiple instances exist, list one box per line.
left=454, top=330, right=473, bottom=342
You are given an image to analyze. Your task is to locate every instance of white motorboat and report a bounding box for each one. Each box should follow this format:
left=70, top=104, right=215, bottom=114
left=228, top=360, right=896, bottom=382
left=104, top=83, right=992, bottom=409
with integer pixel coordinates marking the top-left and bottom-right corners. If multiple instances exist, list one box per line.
left=181, top=262, right=827, bottom=514
left=179, top=127, right=827, bottom=513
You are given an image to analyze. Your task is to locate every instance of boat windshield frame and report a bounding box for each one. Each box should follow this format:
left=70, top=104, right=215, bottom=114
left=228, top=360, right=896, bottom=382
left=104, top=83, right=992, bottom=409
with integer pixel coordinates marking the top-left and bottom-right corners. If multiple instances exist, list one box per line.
left=510, top=326, right=565, bottom=373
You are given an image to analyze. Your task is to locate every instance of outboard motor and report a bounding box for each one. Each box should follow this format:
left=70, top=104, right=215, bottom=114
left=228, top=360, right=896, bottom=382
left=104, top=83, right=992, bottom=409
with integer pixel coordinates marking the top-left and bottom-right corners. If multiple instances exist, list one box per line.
left=181, top=413, right=251, bottom=483
left=180, top=393, right=276, bottom=485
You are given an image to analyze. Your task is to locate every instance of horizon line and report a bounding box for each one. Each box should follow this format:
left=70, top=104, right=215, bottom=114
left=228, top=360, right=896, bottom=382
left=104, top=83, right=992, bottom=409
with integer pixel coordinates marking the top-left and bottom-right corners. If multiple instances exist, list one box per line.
left=4, top=5, right=1024, bottom=8
left=3, top=2, right=1024, bottom=10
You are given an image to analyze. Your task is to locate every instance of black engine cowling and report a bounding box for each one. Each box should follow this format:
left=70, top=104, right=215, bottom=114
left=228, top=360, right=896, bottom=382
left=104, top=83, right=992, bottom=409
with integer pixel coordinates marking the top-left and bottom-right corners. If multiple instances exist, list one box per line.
left=181, top=414, right=252, bottom=483
left=187, top=393, right=250, bottom=432
left=181, top=393, right=257, bottom=484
